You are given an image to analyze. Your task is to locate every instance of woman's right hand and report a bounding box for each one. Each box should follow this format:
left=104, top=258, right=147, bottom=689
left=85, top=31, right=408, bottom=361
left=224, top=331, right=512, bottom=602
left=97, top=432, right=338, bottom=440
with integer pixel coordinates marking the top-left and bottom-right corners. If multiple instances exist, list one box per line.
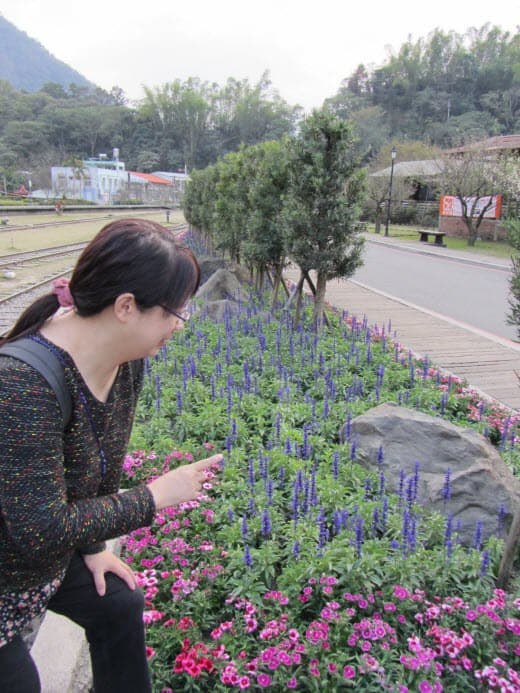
left=148, top=453, right=223, bottom=510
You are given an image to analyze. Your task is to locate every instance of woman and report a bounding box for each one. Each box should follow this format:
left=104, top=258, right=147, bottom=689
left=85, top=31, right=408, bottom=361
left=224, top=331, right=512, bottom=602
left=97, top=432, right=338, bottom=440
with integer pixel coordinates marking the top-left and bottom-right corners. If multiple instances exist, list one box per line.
left=0, top=218, right=222, bottom=692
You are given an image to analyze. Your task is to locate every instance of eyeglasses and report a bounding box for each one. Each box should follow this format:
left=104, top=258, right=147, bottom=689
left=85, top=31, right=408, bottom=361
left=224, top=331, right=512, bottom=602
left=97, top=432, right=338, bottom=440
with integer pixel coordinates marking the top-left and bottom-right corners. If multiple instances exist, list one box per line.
left=161, top=304, right=190, bottom=322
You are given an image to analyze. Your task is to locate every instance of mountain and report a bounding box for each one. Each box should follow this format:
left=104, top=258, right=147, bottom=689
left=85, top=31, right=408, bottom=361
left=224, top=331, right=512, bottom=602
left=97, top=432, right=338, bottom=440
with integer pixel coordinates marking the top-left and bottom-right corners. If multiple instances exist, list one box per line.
left=0, top=14, right=94, bottom=92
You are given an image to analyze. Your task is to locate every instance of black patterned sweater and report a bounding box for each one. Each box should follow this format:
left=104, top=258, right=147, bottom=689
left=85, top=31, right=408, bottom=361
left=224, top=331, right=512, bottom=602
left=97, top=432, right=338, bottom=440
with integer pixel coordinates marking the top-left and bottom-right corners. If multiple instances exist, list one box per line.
left=0, top=333, right=156, bottom=608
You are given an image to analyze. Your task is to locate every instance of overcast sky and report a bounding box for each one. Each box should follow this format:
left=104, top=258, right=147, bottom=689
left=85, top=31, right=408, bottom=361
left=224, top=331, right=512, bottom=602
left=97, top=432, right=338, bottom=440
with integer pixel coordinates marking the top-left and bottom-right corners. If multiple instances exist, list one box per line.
left=2, top=0, right=519, bottom=111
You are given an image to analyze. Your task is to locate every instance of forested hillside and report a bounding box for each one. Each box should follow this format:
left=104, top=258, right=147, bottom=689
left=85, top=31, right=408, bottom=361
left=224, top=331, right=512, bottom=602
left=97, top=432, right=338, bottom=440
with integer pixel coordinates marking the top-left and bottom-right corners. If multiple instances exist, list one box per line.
left=325, top=24, right=520, bottom=158
left=0, top=72, right=300, bottom=191
left=0, top=21, right=518, bottom=193
left=0, top=15, right=92, bottom=92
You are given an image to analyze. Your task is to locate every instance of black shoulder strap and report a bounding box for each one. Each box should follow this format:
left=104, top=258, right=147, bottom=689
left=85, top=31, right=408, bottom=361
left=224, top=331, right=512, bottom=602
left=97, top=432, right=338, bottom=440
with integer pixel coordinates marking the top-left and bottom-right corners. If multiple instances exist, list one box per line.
left=0, top=337, right=71, bottom=428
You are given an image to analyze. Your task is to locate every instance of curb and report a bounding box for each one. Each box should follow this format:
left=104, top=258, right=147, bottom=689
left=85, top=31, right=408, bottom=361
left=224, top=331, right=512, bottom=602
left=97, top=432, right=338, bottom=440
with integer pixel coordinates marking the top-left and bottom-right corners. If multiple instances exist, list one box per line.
left=365, top=236, right=511, bottom=272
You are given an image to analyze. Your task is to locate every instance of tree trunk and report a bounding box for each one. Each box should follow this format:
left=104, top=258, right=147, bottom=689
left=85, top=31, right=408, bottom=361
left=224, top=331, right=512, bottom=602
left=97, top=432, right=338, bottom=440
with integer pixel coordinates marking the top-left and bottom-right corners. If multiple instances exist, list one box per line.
left=464, top=218, right=477, bottom=246
left=294, top=273, right=304, bottom=326
left=313, top=271, right=328, bottom=328
left=303, top=270, right=330, bottom=328
left=375, top=208, right=382, bottom=234
left=271, top=264, right=283, bottom=310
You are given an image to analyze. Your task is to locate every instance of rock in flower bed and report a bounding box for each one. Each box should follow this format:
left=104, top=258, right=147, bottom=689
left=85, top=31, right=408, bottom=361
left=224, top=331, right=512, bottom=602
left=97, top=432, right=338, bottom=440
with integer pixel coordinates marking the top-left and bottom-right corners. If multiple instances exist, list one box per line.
left=121, top=259, right=519, bottom=691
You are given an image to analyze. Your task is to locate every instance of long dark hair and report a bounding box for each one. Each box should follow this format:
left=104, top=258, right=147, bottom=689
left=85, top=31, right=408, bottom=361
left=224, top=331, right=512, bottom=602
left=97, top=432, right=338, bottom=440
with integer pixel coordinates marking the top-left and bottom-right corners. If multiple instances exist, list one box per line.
left=2, top=219, right=200, bottom=344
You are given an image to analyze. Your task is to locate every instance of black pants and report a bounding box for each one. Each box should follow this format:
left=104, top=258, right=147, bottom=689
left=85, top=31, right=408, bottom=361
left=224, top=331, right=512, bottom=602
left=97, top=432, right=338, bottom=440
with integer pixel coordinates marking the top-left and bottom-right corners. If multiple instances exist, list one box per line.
left=0, top=552, right=152, bottom=693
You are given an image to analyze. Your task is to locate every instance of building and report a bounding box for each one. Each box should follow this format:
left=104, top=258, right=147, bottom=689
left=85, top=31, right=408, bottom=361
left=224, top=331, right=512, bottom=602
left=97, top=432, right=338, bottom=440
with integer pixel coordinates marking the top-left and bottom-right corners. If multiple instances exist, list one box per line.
left=50, top=155, right=187, bottom=205
left=370, top=137, right=520, bottom=239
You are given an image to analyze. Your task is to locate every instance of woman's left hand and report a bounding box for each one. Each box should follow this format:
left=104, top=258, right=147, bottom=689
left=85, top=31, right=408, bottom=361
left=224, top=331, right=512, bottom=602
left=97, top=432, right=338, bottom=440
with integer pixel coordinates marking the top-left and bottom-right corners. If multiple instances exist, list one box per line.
left=82, top=549, right=136, bottom=596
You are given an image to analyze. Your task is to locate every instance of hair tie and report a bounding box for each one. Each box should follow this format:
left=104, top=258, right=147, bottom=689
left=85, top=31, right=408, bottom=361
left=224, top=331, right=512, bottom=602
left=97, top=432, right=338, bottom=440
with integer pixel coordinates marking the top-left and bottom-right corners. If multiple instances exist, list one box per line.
left=52, top=277, right=75, bottom=308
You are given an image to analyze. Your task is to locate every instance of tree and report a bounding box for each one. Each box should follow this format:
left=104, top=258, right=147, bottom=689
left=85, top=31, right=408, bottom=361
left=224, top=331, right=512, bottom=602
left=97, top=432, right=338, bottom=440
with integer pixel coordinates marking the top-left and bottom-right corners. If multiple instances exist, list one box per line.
left=242, top=140, right=290, bottom=302
left=282, top=110, right=366, bottom=326
left=438, top=148, right=515, bottom=246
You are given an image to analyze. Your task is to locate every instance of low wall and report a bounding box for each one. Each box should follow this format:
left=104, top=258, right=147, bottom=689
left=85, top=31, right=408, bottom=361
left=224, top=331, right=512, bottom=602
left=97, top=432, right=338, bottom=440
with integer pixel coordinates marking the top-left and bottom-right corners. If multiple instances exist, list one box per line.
left=439, top=217, right=507, bottom=241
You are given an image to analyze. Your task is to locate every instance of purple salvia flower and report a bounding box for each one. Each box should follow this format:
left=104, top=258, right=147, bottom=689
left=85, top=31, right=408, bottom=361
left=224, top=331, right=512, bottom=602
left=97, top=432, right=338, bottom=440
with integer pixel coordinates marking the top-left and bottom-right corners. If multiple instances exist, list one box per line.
left=422, top=356, right=429, bottom=380
left=285, top=438, right=292, bottom=455
left=480, top=550, right=490, bottom=577
left=248, top=497, right=256, bottom=516
left=474, top=520, right=483, bottom=550
left=241, top=515, right=249, bottom=539
left=244, top=544, right=252, bottom=567
left=497, top=504, right=506, bottom=538
left=227, top=508, right=234, bottom=521
left=372, top=507, right=379, bottom=538
left=295, top=469, right=303, bottom=493
left=398, top=469, right=406, bottom=508
left=355, top=516, right=363, bottom=558
left=278, top=465, right=285, bottom=487
left=261, top=510, right=271, bottom=536
left=292, top=541, right=300, bottom=558
left=412, top=462, right=420, bottom=502
left=406, top=478, right=415, bottom=508
left=323, top=398, right=330, bottom=418
left=408, top=515, right=417, bottom=554
left=401, top=509, right=410, bottom=556
left=266, top=478, right=274, bottom=505
left=176, top=390, right=182, bottom=414
left=444, top=515, right=453, bottom=559
left=442, top=468, right=451, bottom=506
left=275, top=413, right=281, bottom=444
left=350, top=439, right=357, bottom=462
left=364, top=477, right=372, bottom=500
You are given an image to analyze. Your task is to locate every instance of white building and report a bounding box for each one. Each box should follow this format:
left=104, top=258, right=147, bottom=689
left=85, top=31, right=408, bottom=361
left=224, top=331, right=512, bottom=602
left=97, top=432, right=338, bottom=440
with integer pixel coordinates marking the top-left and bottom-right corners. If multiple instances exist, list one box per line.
left=50, top=156, right=186, bottom=205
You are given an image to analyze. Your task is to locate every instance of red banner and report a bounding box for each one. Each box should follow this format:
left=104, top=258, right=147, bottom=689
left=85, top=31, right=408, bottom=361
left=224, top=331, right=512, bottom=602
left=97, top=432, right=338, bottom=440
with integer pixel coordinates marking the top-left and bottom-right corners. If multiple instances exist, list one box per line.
left=439, top=195, right=502, bottom=219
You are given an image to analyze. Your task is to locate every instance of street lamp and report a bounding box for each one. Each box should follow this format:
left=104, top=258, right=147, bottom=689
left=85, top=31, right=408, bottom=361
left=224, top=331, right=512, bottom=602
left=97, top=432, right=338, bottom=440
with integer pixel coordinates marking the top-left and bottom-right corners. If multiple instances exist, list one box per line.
left=384, top=147, right=397, bottom=237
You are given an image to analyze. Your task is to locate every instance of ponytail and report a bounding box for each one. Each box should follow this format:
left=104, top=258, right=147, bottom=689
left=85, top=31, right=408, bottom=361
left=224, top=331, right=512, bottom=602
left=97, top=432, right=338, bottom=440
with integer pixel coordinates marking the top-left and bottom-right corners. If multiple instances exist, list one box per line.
left=0, top=293, right=60, bottom=346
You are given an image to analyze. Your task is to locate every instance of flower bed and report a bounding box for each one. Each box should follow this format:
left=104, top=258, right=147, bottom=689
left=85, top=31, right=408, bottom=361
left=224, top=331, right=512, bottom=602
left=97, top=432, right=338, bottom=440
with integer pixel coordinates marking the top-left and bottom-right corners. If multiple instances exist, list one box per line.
left=122, top=253, right=519, bottom=691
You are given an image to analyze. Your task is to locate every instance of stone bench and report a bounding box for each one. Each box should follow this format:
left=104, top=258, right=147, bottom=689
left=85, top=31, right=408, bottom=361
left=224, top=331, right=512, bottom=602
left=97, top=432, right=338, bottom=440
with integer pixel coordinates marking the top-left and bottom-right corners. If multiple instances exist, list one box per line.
left=418, top=229, right=446, bottom=247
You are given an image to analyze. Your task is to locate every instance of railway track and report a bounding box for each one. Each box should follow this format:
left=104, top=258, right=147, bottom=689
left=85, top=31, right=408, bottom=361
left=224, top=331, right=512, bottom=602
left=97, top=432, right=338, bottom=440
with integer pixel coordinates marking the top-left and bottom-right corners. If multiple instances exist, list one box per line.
left=0, top=270, right=74, bottom=335
left=0, top=209, right=173, bottom=233
left=0, top=243, right=88, bottom=270
left=0, top=224, right=189, bottom=335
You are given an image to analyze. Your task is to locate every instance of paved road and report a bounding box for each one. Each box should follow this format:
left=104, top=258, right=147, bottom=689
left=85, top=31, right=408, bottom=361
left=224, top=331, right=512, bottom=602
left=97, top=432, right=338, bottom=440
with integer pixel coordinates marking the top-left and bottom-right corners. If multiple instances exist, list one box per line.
left=353, top=241, right=516, bottom=341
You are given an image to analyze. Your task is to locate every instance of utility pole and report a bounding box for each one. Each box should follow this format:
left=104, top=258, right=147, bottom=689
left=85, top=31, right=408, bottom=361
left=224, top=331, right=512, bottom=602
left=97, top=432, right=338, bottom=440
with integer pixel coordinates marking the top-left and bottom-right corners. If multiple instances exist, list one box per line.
left=384, top=147, right=397, bottom=237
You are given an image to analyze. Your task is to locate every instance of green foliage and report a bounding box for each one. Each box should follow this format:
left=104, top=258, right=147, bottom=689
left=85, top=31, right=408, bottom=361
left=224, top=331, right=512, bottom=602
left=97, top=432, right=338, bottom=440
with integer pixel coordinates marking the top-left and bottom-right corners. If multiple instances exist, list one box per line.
left=325, top=24, right=520, bottom=151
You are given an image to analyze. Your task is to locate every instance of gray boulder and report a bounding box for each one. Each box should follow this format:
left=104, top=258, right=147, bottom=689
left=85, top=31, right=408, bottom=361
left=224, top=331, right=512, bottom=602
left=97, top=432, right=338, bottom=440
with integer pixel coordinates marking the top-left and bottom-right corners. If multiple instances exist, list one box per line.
left=198, top=257, right=250, bottom=287
left=342, top=402, right=520, bottom=546
left=196, top=268, right=243, bottom=302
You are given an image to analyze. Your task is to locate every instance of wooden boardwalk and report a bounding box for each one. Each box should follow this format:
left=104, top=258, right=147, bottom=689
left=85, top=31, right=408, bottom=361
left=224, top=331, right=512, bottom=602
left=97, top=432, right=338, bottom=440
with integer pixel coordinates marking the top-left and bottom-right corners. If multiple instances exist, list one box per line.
left=286, top=270, right=520, bottom=411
